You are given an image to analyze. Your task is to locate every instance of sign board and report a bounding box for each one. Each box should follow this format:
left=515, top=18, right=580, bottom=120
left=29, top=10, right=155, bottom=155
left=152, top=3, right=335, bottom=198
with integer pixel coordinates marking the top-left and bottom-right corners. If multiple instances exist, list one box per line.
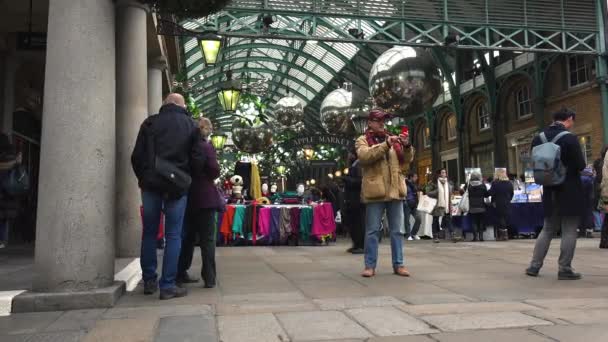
left=283, top=134, right=355, bottom=149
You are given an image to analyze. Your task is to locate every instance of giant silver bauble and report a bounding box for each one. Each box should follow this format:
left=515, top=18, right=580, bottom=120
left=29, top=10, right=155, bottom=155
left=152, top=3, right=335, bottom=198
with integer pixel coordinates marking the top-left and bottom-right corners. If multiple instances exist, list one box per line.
left=274, top=96, right=304, bottom=128
left=320, top=88, right=355, bottom=135
left=231, top=119, right=273, bottom=154
left=369, top=46, right=442, bottom=117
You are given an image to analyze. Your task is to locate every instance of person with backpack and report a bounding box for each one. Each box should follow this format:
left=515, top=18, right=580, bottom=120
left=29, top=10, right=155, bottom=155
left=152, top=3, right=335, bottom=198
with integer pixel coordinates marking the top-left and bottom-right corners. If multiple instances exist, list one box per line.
left=131, top=93, right=207, bottom=300
left=526, top=108, right=586, bottom=280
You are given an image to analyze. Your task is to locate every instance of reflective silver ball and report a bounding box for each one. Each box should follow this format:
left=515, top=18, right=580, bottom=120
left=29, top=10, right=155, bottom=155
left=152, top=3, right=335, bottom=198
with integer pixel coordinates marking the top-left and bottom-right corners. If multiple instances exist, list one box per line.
left=274, top=96, right=304, bottom=128
left=231, top=119, right=273, bottom=154
left=369, top=46, right=442, bottom=117
left=320, top=88, right=355, bottom=135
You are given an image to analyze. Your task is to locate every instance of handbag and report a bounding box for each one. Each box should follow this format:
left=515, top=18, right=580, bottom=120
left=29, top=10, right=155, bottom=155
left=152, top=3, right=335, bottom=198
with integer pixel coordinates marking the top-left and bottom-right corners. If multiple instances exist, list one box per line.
left=458, top=190, right=470, bottom=213
left=2, top=165, right=30, bottom=196
left=417, top=195, right=437, bottom=214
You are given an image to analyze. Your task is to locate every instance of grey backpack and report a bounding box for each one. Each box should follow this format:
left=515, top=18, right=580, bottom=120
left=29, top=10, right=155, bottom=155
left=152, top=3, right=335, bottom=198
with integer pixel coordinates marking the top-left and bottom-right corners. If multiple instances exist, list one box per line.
left=532, top=131, right=570, bottom=186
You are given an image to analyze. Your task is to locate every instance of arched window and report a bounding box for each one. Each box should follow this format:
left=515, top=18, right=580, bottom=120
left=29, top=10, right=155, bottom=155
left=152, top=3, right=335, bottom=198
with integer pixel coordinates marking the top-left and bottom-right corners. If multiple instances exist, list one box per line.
left=515, top=85, right=532, bottom=119
left=446, top=114, right=457, bottom=141
left=477, top=102, right=491, bottom=131
left=417, top=124, right=431, bottom=149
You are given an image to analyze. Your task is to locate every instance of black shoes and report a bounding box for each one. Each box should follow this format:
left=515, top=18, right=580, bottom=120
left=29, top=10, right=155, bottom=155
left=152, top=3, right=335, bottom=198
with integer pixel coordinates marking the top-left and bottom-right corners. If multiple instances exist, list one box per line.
left=525, top=267, right=540, bottom=277
left=159, top=286, right=188, bottom=300
left=176, top=273, right=199, bottom=285
left=203, top=283, right=216, bottom=289
left=351, top=248, right=364, bottom=254
left=558, top=270, right=582, bottom=280
left=143, top=280, right=158, bottom=295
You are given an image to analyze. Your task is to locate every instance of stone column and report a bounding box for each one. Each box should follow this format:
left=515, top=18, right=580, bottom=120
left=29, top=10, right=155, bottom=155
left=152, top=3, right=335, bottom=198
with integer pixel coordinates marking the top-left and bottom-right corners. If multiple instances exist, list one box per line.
left=147, top=56, right=166, bottom=115
left=115, top=0, right=148, bottom=257
left=34, top=0, right=116, bottom=292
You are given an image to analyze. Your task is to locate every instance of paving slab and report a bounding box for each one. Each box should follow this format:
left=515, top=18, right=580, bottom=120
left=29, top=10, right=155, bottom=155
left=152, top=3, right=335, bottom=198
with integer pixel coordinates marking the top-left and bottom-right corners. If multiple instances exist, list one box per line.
left=0, top=311, right=63, bottom=335
left=154, top=314, right=216, bottom=342
left=82, top=318, right=157, bottom=342
left=400, top=293, right=477, bottom=305
left=421, top=312, right=553, bottom=332
left=433, top=328, right=552, bottom=342
left=220, top=291, right=307, bottom=304
left=398, top=301, right=538, bottom=316
left=346, top=306, right=437, bottom=336
left=525, top=297, right=608, bottom=310
left=277, top=310, right=372, bottom=341
left=103, top=304, right=212, bottom=319
left=367, top=336, right=436, bottom=342
left=533, top=324, right=608, bottom=342
left=217, top=301, right=317, bottom=315
left=217, top=313, right=288, bottom=342
left=22, top=331, right=86, bottom=342
left=313, top=296, right=403, bottom=311
left=44, top=309, right=106, bottom=332
left=526, top=308, right=608, bottom=325
left=295, top=279, right=374, bottom=299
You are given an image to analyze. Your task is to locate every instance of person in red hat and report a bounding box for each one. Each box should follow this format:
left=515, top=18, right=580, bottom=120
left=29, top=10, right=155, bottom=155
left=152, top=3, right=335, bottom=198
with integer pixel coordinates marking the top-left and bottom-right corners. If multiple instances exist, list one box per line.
left=355, top=109, right=414, bottom=278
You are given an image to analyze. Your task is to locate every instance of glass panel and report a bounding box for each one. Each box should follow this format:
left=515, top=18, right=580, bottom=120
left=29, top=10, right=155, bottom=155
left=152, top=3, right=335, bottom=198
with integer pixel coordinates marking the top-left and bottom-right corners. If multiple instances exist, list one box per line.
left=447, top=115, right=457, bottom=140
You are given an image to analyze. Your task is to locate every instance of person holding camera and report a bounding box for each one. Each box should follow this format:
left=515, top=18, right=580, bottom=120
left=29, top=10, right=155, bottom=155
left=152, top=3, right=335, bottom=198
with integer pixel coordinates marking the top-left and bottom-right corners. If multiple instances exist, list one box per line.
left=355, top=110, right=414, bottom=278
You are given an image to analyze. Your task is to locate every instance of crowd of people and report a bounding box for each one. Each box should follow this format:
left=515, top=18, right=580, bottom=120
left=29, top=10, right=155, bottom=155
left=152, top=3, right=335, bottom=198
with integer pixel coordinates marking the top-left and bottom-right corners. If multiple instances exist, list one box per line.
left=131, top=94, right=608, bottom=300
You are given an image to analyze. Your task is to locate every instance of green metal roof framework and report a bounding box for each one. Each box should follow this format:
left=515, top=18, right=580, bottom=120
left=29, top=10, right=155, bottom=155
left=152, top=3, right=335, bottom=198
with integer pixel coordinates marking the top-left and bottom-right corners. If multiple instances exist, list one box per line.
left=179, top=0, right=600, bottom=131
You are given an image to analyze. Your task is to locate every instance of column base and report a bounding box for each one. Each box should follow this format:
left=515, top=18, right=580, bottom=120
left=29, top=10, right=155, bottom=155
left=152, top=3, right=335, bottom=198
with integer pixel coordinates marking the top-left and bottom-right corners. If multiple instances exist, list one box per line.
left=12, top=282, right=125, bottom=313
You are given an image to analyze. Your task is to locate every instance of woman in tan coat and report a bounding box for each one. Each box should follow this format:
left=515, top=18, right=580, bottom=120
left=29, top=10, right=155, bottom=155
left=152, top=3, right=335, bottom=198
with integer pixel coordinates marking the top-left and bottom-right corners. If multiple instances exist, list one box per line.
left=355, top=110, right=414, bottom=277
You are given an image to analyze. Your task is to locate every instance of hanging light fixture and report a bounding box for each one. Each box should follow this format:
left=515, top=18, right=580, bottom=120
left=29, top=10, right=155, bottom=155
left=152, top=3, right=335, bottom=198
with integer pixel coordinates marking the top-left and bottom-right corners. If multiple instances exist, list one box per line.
left=210, top=131, right=228, bottom=150
left=276, top=165, right=286, bottom=176
left=303, top=145, right=314, bottom=160
left=217, top=70, right=241, bottom=112
left=198, top=32, right=223, bottom=67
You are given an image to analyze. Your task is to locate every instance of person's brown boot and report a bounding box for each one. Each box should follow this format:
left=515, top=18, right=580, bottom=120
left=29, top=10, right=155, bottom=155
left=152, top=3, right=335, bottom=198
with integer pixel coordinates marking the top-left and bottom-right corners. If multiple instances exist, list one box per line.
left=393, top=266, right=411, bottom=277
left=361, top=268, right=375, bottom=278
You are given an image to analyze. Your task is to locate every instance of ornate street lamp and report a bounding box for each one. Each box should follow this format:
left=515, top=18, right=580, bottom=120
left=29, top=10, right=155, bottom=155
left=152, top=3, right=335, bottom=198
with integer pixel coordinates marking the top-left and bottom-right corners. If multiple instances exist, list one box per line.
left=217, top=71, right=241, bottom=113
left=210, top=131, right=228, bottom=150
left=198, top=32, right=223, bottom=67
left=303, top=145, right=314, bottom=160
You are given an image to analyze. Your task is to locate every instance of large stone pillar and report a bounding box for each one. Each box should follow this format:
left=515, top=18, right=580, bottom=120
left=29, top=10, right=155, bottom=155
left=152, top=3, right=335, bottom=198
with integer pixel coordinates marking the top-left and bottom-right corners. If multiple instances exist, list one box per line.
left=115, top=0, right=148, bottom=257
left=147, top=56, right=166, bottom=114
left=34, top=0, right=116, bottom=292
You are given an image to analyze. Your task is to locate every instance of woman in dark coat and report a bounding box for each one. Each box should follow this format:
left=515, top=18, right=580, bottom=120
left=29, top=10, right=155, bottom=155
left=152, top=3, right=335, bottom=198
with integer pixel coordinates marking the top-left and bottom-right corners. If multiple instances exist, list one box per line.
left=343, top=150, right=364, bottom=254
left=489, top=170, right=514, bottom=241
left=466, top=172, right=489, bottom=241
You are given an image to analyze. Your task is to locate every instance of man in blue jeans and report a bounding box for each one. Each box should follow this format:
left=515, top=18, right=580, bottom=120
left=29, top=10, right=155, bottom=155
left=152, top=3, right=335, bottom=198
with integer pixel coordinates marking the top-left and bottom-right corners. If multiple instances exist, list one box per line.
left=132, top=94, right=206, bottom=300
left=355, top=110, right=414, bottom=278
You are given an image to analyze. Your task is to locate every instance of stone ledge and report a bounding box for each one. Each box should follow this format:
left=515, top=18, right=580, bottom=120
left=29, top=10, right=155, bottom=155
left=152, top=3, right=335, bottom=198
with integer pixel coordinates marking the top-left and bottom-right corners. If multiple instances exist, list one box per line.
left=11, top=281, right=125, bottom=313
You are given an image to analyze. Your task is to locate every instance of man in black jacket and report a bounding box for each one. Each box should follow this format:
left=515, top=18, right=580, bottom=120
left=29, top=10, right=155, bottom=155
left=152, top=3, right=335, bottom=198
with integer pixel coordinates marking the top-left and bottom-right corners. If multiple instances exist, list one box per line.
left=131, top=93, right=206, bottom=300
left=526, top=108, right=586, bottom=280
left=343, top=150, right=364, bottom=254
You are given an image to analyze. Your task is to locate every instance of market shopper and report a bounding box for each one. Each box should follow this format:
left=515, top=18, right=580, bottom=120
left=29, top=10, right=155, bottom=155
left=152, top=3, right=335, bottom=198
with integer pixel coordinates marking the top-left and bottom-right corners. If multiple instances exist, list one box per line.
left=425, top=169, right=454, bottom=243
left=343, top=149, right=365, bottom=254
left=526, top=108, right=586, bottom=280
left=599, top=147, right=608, bottom=248
left=466, top=172, right=489, bottom=242
left=177, top=118, right=222, bottom=289
left=356, top=109, right=414, bottom=278
left=489, top=169, right=514, bottom=241
left=404, top=173, right=421, bottom=240
left=579, top=166, right=595, bottom=238
left=132, top=93, right=207, bottom=299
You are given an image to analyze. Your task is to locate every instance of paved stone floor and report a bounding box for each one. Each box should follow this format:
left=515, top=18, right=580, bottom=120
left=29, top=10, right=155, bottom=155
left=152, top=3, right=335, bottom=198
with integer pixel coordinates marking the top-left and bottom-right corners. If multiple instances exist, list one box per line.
left=2, top=238, right=608, bottom=341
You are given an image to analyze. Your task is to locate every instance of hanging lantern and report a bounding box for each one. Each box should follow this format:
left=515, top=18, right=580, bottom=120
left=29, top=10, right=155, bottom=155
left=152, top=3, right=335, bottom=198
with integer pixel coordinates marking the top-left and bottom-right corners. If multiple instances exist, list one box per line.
left=303, top=146, right=314, bottom=160
left=277, top=165, right=286, bottom=175
left=217, top=71, right=241, bottom=112
left=198, top=32, right=223, bottom=67
left=335, top=170, right=342, bottom=177
left=210, top=131, right=228, bottom=150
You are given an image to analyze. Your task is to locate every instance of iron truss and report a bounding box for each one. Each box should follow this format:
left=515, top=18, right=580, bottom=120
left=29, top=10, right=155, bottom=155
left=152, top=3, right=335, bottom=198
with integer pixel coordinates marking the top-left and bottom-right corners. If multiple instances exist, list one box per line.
left=166, top=0, right=601, bottom=131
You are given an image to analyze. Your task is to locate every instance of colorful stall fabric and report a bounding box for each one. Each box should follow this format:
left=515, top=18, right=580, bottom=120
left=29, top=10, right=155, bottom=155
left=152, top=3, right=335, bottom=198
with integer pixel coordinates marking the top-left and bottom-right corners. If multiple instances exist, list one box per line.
left=218, top=204, right=334, bottom=246
left=250, top=162, right=262, bottom=200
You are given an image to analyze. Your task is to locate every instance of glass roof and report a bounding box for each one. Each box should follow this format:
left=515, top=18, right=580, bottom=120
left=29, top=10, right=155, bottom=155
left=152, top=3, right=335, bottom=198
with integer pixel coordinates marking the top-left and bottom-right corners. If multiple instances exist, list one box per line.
left=182, top=13, right=372, bottom=129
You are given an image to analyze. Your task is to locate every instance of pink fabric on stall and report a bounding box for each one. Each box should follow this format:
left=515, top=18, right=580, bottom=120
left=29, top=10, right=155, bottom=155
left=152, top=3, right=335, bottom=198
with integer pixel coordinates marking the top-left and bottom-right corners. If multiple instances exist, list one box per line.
left=258, top=207, right=272, bottom=236
left=311, top=203, right=336, bottom=238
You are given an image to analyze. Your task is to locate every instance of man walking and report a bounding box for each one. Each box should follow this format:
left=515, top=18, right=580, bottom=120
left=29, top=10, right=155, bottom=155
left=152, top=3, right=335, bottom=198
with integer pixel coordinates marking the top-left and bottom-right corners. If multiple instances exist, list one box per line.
left=526, top=108, right=586, bottom=280
left=404, top=173, right=421, bottom=240
left=356, top=110, right=414, bottom=277
left=344, top=148, right=364, bottom=254
left=177, top=118, right=222, bottom=288
left=132, top=93, right=206, bottom=299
